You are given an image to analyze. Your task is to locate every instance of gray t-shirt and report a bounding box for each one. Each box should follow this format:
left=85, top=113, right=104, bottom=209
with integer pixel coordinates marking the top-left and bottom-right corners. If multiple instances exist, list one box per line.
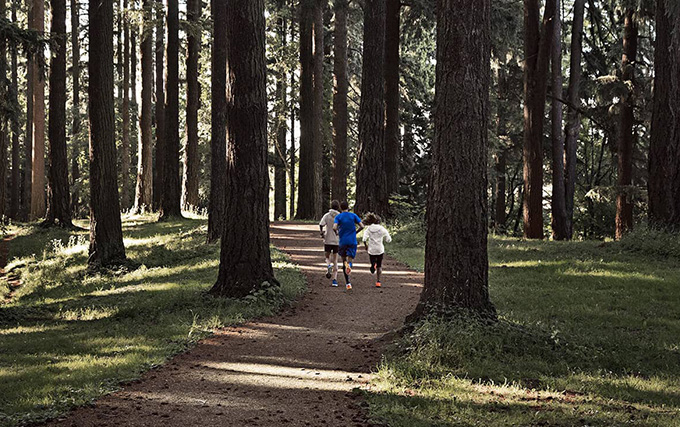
left=319, top=210, right=340, bottom=245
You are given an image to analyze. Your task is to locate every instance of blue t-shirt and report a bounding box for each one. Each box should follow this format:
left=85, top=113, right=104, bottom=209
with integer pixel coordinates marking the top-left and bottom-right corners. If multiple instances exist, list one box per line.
left=334, top=212, right=362, bottom=246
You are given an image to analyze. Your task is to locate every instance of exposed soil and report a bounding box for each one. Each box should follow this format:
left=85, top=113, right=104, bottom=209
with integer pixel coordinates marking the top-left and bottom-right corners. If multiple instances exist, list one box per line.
left=41, top=222, right=423, bottom=426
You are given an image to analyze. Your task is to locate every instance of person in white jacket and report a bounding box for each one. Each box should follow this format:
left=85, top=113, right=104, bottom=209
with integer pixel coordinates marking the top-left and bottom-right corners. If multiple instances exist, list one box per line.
left=362, top=212, right=392, bottom=288
left=319, top=200, right=341, bottom=286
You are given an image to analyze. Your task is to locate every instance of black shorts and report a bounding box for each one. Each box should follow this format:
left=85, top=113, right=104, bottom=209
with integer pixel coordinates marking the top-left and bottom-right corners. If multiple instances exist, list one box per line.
left=324, top=244, right=339, bottom=254
left=369, top=254, right=384, bottom=269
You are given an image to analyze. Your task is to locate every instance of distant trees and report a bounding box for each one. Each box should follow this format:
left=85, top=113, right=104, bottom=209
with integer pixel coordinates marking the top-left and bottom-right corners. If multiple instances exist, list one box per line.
left=153, top=0, right=165, bottom=211
left=182, top=0, right=201, bottom=211
left=331, top=0, right=348, bottom=203
left=210, top=0, right=277, bottom=298
left=134, top=0, right=154, bottom=212
left=415, top=0, right=495, bottom=317
left=384, top=0, right=401, bottom=197
left=30, top=0, right=46, bottom=220
left=88, top=0, right=126, bottom=266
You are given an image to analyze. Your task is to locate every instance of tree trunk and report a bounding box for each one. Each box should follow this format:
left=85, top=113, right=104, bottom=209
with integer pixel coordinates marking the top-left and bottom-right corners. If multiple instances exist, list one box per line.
left=312, top=0, right=325, bottom=214
left=182, top=0, right=201, bottom=210
left=331, top=0, right=348, bottom=203
left=117, top=0, right=123, bottom=101
left=564, top=0, right=585, bottom=238
left=289, top=63, right=296, bottom=219
left=70, top=0, right=82, bottom=216
left=615, top=9, right=638, bottom=240
left=210, top=0, right=277, bottom=298
left=45, top=0, right=72, bottom=226
left=153, top=0, right=165, bottom=211
left=648, top=0, right=680, bottom=227
left=274, top=9, right=288, bottom=220
left=207, top=0, right=227, bottom=242
left=121, top=0, right=131, bottom=210
left=0, top=0, right=5, bottom=221
left=31, top=0, right=47, bottom=220
left=384, top=0, right=400, bottom=197
left=414, top=0, right=495, bottom=318
left=134, top=0, right=154, bottom=211
left=550, top=0, right=568, bottom=240
left=9, top=0, right=19, bottom=219
left=295, top=0, right=318, bottom=219
left=23, top=0, right=35, bottom=220
left=522, top=0, right=557, bottom=239
left=159, top=0, right=182, bottom=219
left=88, top=0, right=127, bottom=266
left=494, top=151, right=507, bottom=231
left=355, top=0, right=388, bottom=217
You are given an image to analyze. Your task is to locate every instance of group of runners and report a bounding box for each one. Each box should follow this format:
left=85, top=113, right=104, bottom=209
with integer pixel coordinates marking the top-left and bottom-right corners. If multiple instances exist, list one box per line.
left=318, top=201, right=391, bottom=291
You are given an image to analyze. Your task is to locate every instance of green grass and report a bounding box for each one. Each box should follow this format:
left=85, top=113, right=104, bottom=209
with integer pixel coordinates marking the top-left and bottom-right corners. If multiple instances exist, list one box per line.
left=0, top=215, right=306, bottom=427
left=369, top=222, right=680, bottom=426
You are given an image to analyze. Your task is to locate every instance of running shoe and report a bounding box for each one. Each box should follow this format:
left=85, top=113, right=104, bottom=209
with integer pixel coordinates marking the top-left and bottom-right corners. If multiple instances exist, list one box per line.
left=346, top=283, right=352, bottom=291
left=326, top=264, right=333, bottom=279
left=331, top=279, right=338, bottom=287
left=376, top=282, right=382, bottom=288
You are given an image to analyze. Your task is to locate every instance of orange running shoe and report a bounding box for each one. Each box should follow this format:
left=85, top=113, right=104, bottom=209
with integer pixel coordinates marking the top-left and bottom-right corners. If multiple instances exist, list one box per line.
left=376, top=282, right=381, bottom=288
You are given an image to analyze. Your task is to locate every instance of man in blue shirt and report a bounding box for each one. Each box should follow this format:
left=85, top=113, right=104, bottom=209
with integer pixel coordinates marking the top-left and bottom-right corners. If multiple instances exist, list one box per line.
left=333, top=201, right=364, bottom=291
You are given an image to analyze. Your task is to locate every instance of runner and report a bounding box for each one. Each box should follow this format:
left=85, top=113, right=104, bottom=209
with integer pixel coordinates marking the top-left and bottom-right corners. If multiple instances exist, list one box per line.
left=333, top=201, right=364, bottom=291
left=319, top=200, right=341, bottom=286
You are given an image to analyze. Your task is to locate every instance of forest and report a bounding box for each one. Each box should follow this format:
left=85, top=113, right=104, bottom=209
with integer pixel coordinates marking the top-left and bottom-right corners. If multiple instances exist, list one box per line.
left=1, top=0, right=680, bottom=426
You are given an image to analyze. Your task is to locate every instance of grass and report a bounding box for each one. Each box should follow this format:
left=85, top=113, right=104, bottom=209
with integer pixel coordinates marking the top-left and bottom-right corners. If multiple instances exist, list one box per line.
left=0, top=214, right=306, bottom=427
left=368, top=221, right=680, bottom=426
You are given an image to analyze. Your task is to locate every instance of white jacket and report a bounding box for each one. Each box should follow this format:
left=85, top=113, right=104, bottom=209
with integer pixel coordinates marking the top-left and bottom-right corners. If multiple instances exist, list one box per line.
left=319, top=210, right=340, bottom=245
left=362, top=224, right=392, bottom=255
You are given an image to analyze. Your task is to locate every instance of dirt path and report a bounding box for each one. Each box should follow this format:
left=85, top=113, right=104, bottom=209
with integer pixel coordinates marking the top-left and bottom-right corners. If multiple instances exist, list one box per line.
left=43, top=222, right=423, bottom=427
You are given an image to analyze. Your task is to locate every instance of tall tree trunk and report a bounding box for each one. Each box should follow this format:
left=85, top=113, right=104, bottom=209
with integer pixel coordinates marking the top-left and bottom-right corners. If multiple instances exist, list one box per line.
left=312, top=0, right=325, bottom=214
left=23, top=0, right=34, bottom=220
left=30, top=0, right=47, bottom=220
left=209, top=0, right=277, bottom=298
left=494, top=151, right=507, bottom=231
left=331, top=0, right=348, bottom=202
left=134, top=0, right=154, bottom=211
left=615, top=9, right=638, bottom=239
left=355, top=0, right=388, bottom=216
left=153, top=0, right=165, bottom=211
left=159, top=0, right=182, bottom=219
left=289, top=62, right=296, bottom=219
left=9, top=0, right=20, bottom=219
left=89, top=0, right=127, bottom=266
left=70, top=0, right=82, bottom=216
left=648, top=0, right=680, bottom=226
left=384, top=0, right=400, bottom=197
left=414, top=0, right=495, bottom=318
left=550, top=0, right=568, bottom=240
left=274, top=9, right=288, bottom=220
left=121, top=0, right=131, bottom=210
left=295, top=0, right=317, bottom=219
left=0, top=0, right=5, bottom=221
left=564, top=0, right=585, bottom=238
left=45, top=0, right=72, bottom=226
left=130, top=1, right=137, bottom=123
left=522, top=0, right=557, bottom=239
left=182, top=0, right=201, bottom=211
left=207, top=0, right=227, bottom=242
left=117, top=0, right=123, bottom=102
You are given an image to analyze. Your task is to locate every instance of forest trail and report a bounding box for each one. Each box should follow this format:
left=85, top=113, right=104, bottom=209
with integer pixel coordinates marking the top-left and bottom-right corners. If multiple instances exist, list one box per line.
left=43, top=222, right=422, bottom=427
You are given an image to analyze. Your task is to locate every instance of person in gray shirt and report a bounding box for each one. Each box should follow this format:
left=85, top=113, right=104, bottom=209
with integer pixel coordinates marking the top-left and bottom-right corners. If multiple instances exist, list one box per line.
left=319, top=200, right=341, bottom=286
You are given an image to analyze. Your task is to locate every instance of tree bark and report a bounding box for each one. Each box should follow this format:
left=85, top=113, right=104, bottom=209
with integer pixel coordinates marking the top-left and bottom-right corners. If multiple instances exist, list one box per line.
left=384, top=0, right=400, bottom=197
left=274, top=9, right=288, bottom=220
left=648, top=1, right=680, bottom=227
left=134, top=0, right=154, bottom=211
left=522, top=0, right=557, bottom=239
left=494, top=151, right=507, bottom=231
left=207, top=0, right=227, bottom=242
left=31, top=0, right=47, bottom=220
left=564, top=0, right=585, bottom=238
left=0, top=0, right=5, bottom=221
left=182, top=0, right=201, bottom=210
left=9, top=0, right=20, bottom=219
left=331, top=0, right=348, bottom=203
left=355, top=0, right=388, bottom=217
left=70, top=0, right=82, bottom=216
left=615, top=9, right=638, bottom=239
left=121, top=0, right=131, bottom=210
left=209, top=0, right=277, bottom=298
left=88, top=0, right=127, bottom=266
left=23, top=0, right=35, bottom=220
left=159, top=0, right=182, bottom=219
left=414, top=0, right=495, bottom=318
left=550, top=0, right=568, bottom=240
left=295, top=0, right=318, bottom=219
left=153, top=0, right=165, bottom=211
left=312, top=0, right=325, bottom=214
left=289, top=58, right=296, bottom=220
left=45, top=0, right=72, bottom=226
